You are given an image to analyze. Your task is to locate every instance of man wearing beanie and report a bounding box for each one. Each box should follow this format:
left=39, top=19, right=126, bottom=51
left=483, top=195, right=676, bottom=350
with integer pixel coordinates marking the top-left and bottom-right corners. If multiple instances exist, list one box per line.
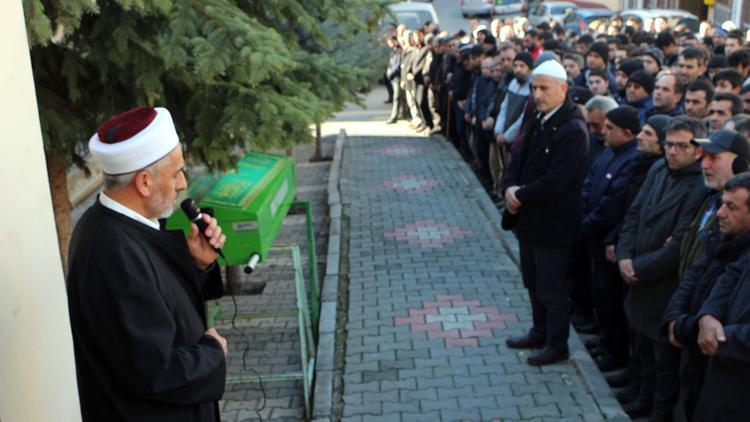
left=663, top=130, right=750, bottom=421
left=642, top=48, right=664, bottom=76
left=616, top=59, right=644, bottom=102
left=494, top=52, right=532, bottom=150
left=602, top=113, right=668, bottom=403
left=67, top=107, right=228, bottom=421
left=581, top=106, right=641, bottom=374
left=625, top=70, right=655, bottom=125
left=575, top=41, right=617, bottom=96
left=616, top=116, right=707, bottom=420
left=502, top=59, right=589, bottom=366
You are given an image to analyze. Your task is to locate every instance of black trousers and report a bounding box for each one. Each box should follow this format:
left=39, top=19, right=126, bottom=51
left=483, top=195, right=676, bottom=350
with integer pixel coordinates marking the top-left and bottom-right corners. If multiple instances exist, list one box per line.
left=588, top=237, right=629, bottom=362
left=471, top=125, right=493, bottom=191
left=519, top=241, right=571, bottom=351
left=567, top=237, right=594, bottom=322
left=637, top=333, right=680, bottom=415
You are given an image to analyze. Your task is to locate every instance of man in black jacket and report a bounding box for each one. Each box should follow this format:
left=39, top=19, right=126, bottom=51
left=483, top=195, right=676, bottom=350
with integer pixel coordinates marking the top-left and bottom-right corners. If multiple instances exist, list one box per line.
left=663, top=130, right=750, bottom=421
left=582, top=106, right=641, bottom=373
left=616, top=116, right=708, bottom=420
left=691, top=172, right=750, bottom=421
left=502, top=60, right=589, bottom=366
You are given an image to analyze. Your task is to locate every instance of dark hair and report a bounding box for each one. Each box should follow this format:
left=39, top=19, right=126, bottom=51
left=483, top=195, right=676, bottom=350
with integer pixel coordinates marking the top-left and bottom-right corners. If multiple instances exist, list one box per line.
left=736, top=119, right=750, bottom=134
left=588, top=68, right=608, bottom=80
left=579, top=34, right=594, bottom=45
left=679, top=47, right=708, bottom=65
left=728, top=49, right=750, bottom=68
left=723, top=172, right=750, bottom=209
left=728, top=29, right=746, bottom=43
left=714, top=69, right=744, bottom=89
left=666, top=115, right=707, bottom=138
left=526, top=29, right=540, bottom=38
left=714, top=92, right=744, bottom=115
left=687, top=79, right=715, bottom=103
left=656, top=31, right=676, bottom=49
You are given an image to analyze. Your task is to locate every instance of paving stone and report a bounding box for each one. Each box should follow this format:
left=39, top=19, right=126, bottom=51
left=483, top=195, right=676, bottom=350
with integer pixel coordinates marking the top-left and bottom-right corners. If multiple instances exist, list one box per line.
left=337, top=136, right=609, bottom=422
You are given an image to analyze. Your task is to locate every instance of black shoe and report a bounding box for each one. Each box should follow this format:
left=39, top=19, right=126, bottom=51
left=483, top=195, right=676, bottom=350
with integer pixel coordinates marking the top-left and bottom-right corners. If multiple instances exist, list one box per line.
left=594, top=354, right=627, bottom=372
left=386, top=118, right=397, bottom=124
left=584, top=337, right=602, bottom=350
left=605, top=371, right=631, bottom=388
left=648, top=412, right=673, bottom=422
left=588, top=345, right=609, bottom=358
left=384, top=99, right=393, bottom=104
left=527, top=347, right=570, bottom=366
left=623, top=398, right=652, bottom=419
left=574, top=320, right=599, bottom=334
left=615, top=380, right=640, bottom=405
left=506, top=334, right=545, bottom=349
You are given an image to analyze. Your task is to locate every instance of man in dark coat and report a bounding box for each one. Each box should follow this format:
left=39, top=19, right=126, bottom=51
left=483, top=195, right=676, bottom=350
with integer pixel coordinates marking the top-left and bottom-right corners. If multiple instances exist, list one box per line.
left=616, top=116, right=708, bottom=419
left=581, top=106, right=641, bottom=372
left=692, top=172, right=750, bottom=421
left=502, top=60, right=589, bottom=366
left=663, top=130, right=750, bottom=421
left=67, top=107, right=228, bottom=422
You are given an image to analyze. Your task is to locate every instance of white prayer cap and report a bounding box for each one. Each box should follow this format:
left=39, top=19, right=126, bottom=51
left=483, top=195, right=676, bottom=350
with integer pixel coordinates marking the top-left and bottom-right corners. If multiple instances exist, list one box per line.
left=89, top=107, right=179, bottom=175
left=532, top=59, right=567, bottom=81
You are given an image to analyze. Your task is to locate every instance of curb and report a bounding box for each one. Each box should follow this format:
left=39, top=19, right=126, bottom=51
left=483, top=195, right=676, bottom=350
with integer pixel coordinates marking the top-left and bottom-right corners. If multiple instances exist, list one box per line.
left=432, top=133, right=630, bottom=422
left=311, top=129, right=346, bottom=421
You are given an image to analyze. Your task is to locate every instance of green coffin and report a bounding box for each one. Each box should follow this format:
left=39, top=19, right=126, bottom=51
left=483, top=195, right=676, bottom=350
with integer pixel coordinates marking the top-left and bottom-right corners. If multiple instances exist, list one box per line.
left=166, top=152, right=296, bottom=266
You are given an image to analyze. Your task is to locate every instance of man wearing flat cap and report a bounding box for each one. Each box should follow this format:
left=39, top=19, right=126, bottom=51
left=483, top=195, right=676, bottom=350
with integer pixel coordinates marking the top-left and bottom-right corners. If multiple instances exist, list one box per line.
left=67, top=107, right=228, bottom=421
left=502, top=59, right=589, bottom=365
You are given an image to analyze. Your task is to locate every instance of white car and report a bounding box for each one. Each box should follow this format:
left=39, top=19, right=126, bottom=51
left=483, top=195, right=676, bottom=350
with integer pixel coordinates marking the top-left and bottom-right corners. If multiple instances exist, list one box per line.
left=619, top=9, right=699, bottom=33
left=385, top=2, right=440, bottom=29
left=527, top=1, right=577, bottom=27
left=461, top=0, right=495, bottom=18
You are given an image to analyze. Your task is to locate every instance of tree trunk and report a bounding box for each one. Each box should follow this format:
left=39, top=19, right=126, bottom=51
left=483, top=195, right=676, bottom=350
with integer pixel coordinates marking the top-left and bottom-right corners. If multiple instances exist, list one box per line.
left=312, top=121, right=323, bottom=162
left=46, top=152, right=73, bottom=277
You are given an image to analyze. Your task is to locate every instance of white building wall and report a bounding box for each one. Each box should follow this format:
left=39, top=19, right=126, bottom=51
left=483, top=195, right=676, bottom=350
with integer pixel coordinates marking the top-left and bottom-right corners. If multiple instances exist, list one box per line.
left=0, top=2, right=82, bottom=422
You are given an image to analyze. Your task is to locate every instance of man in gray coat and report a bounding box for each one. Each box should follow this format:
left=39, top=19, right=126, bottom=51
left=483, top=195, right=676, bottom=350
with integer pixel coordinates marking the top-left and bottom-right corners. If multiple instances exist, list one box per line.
left=615, top=116, right=708, bottom=420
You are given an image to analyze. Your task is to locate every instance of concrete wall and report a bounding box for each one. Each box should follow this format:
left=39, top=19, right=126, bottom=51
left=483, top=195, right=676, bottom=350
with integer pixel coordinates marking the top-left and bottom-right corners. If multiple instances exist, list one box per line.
left=0, top=2, right=81, bottom=421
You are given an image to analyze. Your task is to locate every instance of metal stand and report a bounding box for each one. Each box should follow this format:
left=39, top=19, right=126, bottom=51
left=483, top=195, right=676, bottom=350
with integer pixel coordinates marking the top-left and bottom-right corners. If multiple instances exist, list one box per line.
left=205, top=201, right=321, bottom=418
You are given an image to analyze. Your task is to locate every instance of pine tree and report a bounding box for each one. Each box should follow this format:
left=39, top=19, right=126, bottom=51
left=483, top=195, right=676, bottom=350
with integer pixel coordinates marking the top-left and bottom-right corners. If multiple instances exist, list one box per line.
left=23, top=0, right=388, bottom=270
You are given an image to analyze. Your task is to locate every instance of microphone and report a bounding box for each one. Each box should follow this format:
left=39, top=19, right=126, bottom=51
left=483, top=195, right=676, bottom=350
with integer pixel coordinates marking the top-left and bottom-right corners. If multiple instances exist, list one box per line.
left=180, top=198, right=226, bottom=260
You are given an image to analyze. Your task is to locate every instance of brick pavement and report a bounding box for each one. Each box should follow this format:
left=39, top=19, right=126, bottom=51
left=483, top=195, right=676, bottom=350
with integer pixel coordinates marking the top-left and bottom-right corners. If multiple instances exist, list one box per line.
left=338, top=135, right=609, bottom=421
left=217, top=142, right=333, bottom=421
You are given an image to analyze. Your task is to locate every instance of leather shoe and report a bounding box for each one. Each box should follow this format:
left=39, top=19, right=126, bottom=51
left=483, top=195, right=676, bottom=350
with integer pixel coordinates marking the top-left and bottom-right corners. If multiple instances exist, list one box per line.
left=605, top=371, right=631, bottom=388
left=584, top=337, right=602, bottom=350
left=616, top=380, right=640, bottom=405
left=573, top=320, right=598, bottom=334
left=505, top=334, right=545, bottom=349
left=386, top=118, right=397, bottom=124
left=623, top=398, right=652, bottom=419
left=594, top=354, right=627, bottom=372
left=527, top=347, right=569, bottom=366
left=588, top=345, right=609, bottom=358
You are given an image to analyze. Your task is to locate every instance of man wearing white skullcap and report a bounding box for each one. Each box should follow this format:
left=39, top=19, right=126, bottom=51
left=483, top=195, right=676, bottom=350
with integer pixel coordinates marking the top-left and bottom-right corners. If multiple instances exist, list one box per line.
left=502, top=58, right=590, bottom=366
left=67, top=106, right=228, bottom=421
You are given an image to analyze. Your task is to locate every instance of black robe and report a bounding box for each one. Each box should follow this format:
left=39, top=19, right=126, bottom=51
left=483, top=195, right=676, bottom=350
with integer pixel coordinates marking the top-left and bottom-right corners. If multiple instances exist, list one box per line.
left=67, top=200, right=226, bottom=422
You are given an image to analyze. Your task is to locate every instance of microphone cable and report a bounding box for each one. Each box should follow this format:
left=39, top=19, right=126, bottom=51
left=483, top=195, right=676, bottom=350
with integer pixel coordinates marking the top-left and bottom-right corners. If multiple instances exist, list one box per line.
left=228, top=282, right=267, bottom=421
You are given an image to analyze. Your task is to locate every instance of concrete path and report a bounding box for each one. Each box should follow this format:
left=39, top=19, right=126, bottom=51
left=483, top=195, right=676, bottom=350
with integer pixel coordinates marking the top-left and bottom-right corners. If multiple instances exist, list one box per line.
left=337, top=134, right=613, bottom=421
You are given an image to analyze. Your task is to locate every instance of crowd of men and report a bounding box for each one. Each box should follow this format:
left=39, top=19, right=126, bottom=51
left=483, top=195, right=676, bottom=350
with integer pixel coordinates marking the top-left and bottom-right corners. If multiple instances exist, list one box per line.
left=384, top=18, right=750, bottom=422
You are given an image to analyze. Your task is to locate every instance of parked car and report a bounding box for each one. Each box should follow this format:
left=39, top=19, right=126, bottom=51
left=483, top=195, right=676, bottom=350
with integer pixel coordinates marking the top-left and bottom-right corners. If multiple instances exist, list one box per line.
left=384, top=2, right=440, bottom=29
left=493, top=0, right=529, bottom=16
left=527, top=1, right=578, bottom=28
left=563, top=8, right=614, bottom=34
left=619, top=9, right=699, bottom=33
left=461, top=0, right=495, bottom=18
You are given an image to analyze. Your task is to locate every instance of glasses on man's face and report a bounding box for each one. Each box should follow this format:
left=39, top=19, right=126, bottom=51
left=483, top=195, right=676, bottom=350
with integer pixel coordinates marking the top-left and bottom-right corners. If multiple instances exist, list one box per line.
left=664, top=141, right=694, bottom=152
